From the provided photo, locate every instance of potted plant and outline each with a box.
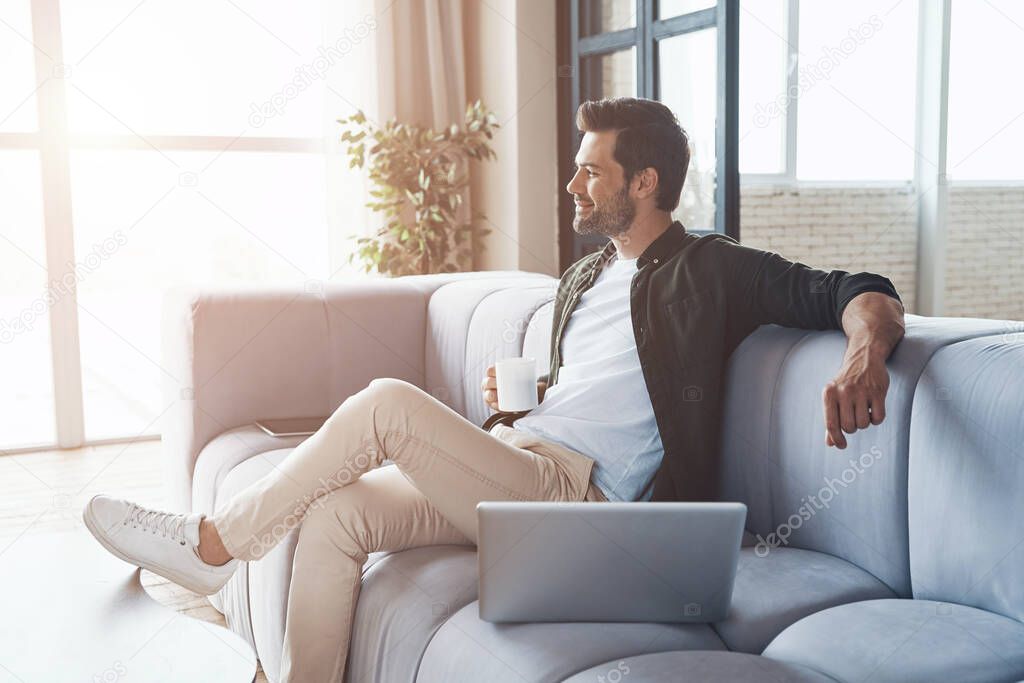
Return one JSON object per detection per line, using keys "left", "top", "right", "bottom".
{"left": 339, "top": 101, "right": 499, "bottom": 276}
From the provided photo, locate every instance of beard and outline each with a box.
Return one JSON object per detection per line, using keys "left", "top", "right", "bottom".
{"left": 573, "top": 184, "right": 636, "bottom": 237}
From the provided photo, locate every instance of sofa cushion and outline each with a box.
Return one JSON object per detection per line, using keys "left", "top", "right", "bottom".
{"left": 192, "top": 428, "right": 308, "bottom": 519}
{"left": 563, "top": 651, "right": 837, "bottom": 683}
{"left": 415, "top": 602, "right": 726, "bottom": 683}
{"left": 763, "top": 599, "right": 1024, "bottom": 683}
{"left": 908, "top": 335, "right": 1024, "bottom": 621}
{"left": 345, "top": 545, "right": 479, "bottom": 683}
{"left": 719, "top": 315, "right": 1015, "bottom": 598}
{"left": 713, "top": 547, "right": 895, "bottom": 654}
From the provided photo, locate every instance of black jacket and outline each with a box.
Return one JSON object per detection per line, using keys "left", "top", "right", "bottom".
{"left": 484, "top": 221, "right": 902, "bottom": 501}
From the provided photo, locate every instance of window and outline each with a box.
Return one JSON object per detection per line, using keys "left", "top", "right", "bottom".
{"left": 0, "top": 150, "right": 55, "bottom": 447}
{"left": 580, "top": 0, "right": 635, "bottom": 36}
{"left": 0, "top": 1, "right": 372, "bottom": 449}
{"left": 796, "top": 0, "right": 918, "bottom": 180}
{"left": 659, "top": 28, "right": 718, "bottom": 230}
{"left": 742, "top": 0, "right": 1024, "bottom": 184}
{"left": 738, "top": 0, "right": 787, "bottom": 175}
{"left": 580, "top": 47, "right": 638, "bottom": 100}
{"left": 0, "top": 2, "right": 38, "bottom": 133}
{"left": 947, "top": 0, "right": 1024, "bottom": 181}
{"left": 740, "top": 0, "right": 919, "bottom": 182}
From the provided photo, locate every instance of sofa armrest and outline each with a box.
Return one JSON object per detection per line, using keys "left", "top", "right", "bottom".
{"left": 160, "top": 278, "right": 435, "bottom": 511}
{"left": 160, "top": 270, "right": 547, "bottom": 512}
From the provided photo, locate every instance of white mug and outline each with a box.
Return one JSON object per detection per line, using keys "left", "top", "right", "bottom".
{"left": 494, "top": 357, "right": 539, "bottom": 412}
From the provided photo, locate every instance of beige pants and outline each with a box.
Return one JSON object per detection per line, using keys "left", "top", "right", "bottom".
{"left": 210, "top": 377, "right": 607, "bottom": 682}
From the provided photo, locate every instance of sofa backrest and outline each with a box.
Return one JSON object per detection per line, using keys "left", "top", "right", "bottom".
{"left": 718, "top": 315, "right": 1014, "bottom": 597}
{"left": 424, "top": 276, "right": 556, "bottom": 425}
{"left": 423, "top": 276, "right": 1021, "bottom": 603}
{"left": 163, "top": 270, "right": 550, "bottom": 511}
{"left": 907, "top": 334, "right": 1024, "bottom": 621}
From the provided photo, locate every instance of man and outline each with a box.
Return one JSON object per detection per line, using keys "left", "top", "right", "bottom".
{"left": 83, "top": 97, "right": 904, "bottom": 681}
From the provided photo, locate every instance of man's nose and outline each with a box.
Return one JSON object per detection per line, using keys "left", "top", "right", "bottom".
{"left": 566, "top": 168, "right": 584, "bottom": 195}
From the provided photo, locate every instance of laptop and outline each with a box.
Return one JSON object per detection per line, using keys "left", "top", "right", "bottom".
{"left": 476, "top": 501, "right": 747, "bottom": 623}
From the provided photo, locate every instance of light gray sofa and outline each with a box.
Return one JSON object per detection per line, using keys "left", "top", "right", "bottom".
{"left": 161, "top": 271, "right": 1024, "bottom": 683}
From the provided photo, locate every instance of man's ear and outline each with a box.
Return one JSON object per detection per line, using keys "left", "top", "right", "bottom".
{"left": 634, "top": 167, "right": 659, "bottom": 200}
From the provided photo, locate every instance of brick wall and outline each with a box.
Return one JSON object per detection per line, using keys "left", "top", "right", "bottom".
{"left": 945, "top": 186, "right": 1024, "bottom": 320}
{"left": 741, "top": 184, "right": 919, "bottom": 314}
{"left": 739, "top": 183, "right": 1024, "bottom": 321}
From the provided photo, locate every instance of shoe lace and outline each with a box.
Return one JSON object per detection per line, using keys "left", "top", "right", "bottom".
{"left": 124, "top": 503, "right": 189, "bottom": 545}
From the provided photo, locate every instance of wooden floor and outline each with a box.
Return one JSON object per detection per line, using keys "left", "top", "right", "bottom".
{"left": 0, "top": 438, "right": 269, "bottom": 683}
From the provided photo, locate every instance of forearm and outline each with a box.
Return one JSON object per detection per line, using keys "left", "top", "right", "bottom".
{"left": 840, "top": 292, "right": 905, "bottom": 362}
{"left": 821, "top": 292, "right": 904, "bottom": 448}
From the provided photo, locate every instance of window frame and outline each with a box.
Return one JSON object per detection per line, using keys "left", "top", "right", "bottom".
{"left": 741, "top": 0, "right": 943, "bottom": 187}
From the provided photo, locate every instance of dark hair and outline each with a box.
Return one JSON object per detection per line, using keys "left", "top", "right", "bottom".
{"left": 575, "top": 97, "right": 690, "bottom": 212}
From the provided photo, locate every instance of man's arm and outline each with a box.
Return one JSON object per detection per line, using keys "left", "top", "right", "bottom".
{"left": 720, "top": 237, "right": 901, "bottom": 331}
{"left": 822, "top": 292, "right": 905, "bottom": 449}
{"left": 719, "top": 237, "right": 905, "bottom": 447}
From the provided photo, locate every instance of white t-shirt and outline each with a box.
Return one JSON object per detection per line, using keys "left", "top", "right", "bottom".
{"left": 514, "top": 253, "right": 664, "bottom": 501}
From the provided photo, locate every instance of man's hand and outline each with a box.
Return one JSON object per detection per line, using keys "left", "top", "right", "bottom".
{"left": 822, "top": 347, "right": 890, "bottom": 449}
{"left": 481, "top": 365, "right": 547, "bottom": 412}
{"left": 823, "top": 291, "right": 905, "bottom": 449}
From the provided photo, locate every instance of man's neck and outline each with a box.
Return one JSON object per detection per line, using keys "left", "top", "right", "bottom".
{"left": 610, "top": 210, "right": 674, "bottom": 259}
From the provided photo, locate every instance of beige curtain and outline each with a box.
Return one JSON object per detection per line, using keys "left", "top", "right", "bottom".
{"left": 326, "top": 0, "right": 471, "bottom": 277}
{"left": 377, "top": 0, "right": 468, "bottom": 132}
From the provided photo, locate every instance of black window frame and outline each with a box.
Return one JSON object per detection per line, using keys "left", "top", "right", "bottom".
{"left": 556, "top": 0, "right": 739, "bottom": 271}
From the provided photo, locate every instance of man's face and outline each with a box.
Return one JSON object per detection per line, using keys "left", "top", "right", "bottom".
{"left": 566, "top": 130, "right": 636, "bottom": 237}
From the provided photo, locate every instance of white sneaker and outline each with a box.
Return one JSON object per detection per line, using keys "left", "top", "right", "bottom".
{"left": 83, "top": 494, "right": 239, "bottom": 596}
